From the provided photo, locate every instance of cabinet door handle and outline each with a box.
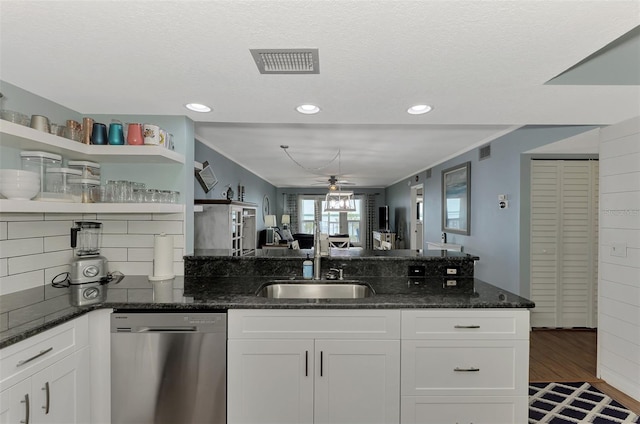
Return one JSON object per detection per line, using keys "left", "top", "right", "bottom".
{"left": 454, "top": 367, "right": 480, "bottom": 372}
{"left": 20, "top": 393, "right": 30, "bottom": 424}
{"left": 17, "top": 347, "right": 53, "bottom": 367}
{"left": 42, "top": 381, "right": 50, "bottom": 414}
{"left": 454, "top": 325, "right": 480, "bottom": 329}
{"left": 305, "top": 351, "right": 308, "bottom": 377}
{"left": 320, "top": 351, "right": 323, "bottom": 377}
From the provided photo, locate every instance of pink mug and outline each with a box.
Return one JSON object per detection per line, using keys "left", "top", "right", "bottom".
{"left": 126, "top": 123, "right": 144, "bottom": 145}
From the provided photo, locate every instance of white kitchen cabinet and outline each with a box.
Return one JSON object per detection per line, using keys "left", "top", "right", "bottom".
{"left": 0, "top": 315, "right": 90, "bottom": 424}
{"left": 0, "top": 119, "right": 184, "bottom": 214}
{"left": 314, "top": 339, "right": 400, "bottom": 424}
{"left": 194, "top": 201, "right": 257, "bottom": 256}
{"left": 400, "top": 395, "right": 528, "bottom": 424}
{"left": 0, "top": 379, "right": 31, "bottom": 423}
{"left": 227, "top": 309, "right": 401, "bottom": 424}
{"left": 400, "top": 309, "right": 530, "bottom": 424}
{"left": 227, "top": 339, "right": 314, "bottom": 424}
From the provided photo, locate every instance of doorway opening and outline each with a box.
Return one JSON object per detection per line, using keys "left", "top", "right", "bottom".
{"left": 410, "top": 184, "right": 423, "bottom": 250}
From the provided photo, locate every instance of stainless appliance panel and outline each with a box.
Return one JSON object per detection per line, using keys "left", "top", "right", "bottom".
{"left": 111, "top": 312, "right": 226, "bottom": 424}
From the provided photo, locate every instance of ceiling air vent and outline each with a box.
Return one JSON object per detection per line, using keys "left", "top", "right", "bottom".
{"left": 426, "top": 169, "right": 432, "bottom": 179}
{"left": 250, "top": 49, "right": 319, "bottom": 74}
{"left": 479, "top": 144, "right": 491, "bottom": 161}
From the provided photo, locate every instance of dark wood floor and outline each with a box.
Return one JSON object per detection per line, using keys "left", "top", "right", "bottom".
{"left": 530, "top": 328, "right": 640, "bottom": 414}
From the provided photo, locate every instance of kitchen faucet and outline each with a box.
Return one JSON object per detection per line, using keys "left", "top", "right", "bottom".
{"left": 313, "top": 219, "right": 322, "bottom": 280}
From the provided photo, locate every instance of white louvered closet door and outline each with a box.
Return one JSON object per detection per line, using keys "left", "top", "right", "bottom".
{"left": 530, "top": 160, "right": 599, "bottom": 328}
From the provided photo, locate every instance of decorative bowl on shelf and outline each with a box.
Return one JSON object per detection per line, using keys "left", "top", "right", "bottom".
{"left": 0, "top": 169, "right": 40, "bottom": 200}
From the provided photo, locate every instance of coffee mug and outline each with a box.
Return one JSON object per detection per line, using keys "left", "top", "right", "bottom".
{"left": 108, "top": 122, "right": 125, "bottom": 145}
{"left": 126, "top": 123, "right": 144, "bottom": 145}
{"left": 30, "top": 115, "right": 50, "bottom": 133}
{"left": 143, "top": 124, "right": 160, "bottom": 145}
{"left": 82, "top": 117, "right": 94, "bottom": 144}
{"left": 91, "top": 123, "right": 108, "bottom": 145}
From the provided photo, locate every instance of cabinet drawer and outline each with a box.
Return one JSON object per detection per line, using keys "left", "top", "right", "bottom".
{"left": 1, "top": 315, "right": 89, "bottom": 390}
{"left": 401, "top": 395, "right": 528, "bottom": 424}
{"left": 228, "top": 309, "right": 401, "bottom": 339}
{"left": 402, "top": 309, "right": 529, "bottom": 340}
{"left": 401, "top": 340, "right": 528, "bottom": 396}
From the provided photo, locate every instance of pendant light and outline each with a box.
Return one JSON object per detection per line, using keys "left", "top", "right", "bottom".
{"left": 324, "top": 150, "right": 355, "bottom": 212}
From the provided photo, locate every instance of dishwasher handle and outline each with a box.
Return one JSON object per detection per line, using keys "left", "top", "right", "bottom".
{"left": 116, "top": 326, "right": 199, "bottom": 333}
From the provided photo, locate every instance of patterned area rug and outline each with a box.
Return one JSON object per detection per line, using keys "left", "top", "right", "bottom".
{"left": 529, "top": 382, "right": 640, "bottom": 423}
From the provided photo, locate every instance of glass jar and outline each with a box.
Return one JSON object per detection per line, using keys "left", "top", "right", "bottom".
{"left": 43, "top": 167, "right": 82, "bottom": 201}
{"left": 68, "top": 178, "right": 100, "bottom": 203}
{"left": 20, "top": 151, "right": 62, "bottom": 199}
{"left": 67, "top": 160, "right": 101, "bottom": 180}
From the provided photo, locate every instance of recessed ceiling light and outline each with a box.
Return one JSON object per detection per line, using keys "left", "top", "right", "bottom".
{"left": 296, "top": 104, "right": 321, "bottom": 115}
{"left": 407, "top": 104, "right": 432, "bottom": 115}
{"left": 185, "top": 103, "right": 212, "bottom": 113}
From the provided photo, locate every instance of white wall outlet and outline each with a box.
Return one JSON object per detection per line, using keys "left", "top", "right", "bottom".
{"left": 446, "top": 280, "right": 457, "bottom": 287}
{"left": 446, "top": 268, "right": 458, "bottom": 275}
{"left": 499, "top": 200, "right": 509, "bottom": 209}
{"left": 611, "top": 242, "right": 627, "bottom": 258}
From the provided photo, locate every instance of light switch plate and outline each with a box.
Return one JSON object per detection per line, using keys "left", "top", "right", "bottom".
{"left": 611, "top": 242, "right": 627, "bottom": 258}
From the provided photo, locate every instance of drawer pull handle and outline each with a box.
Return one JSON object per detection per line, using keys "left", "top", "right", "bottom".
{"left": 42, "top": 381, "right": 50, "bottom": 414}
{"left": 17, "top": 347, "right": 53, "bottom": 367}
{"left": 454, "top": 325, "right": 480, "bottom": 329}
{"left": 320, "top": 351, "right": 323, "bottom": 377}
{"left": 20, "top": 394, "right": 30, "bottom": 424}
{"left": 454, "top": 367, "right": 480, "bottom": 372}
{"left": 305, "top": 351, "right": 308, "bottom": 377}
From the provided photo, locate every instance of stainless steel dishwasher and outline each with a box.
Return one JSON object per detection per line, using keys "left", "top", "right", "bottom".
{"left": 111, "top": 311, "right": 227, "bottom": 424}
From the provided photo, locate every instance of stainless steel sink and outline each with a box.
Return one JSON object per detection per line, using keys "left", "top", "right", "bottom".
{"left": 257, "top": 280, "right": 374, "bottom": 299}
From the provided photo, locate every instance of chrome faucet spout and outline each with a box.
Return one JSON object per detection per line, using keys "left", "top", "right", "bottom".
{"left": 328, "top": 268, "right": 344, "bottom": 280}
{"left": 313, "top": 222, "right": 322, "bottom": 280}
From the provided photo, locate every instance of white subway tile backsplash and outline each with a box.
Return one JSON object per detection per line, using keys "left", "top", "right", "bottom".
{"left": 9, "top": 220, "right": 72, "bottom": 239}
{"left": 0, "top": 213, "right": 44, "bottom": 222}
{"left": 127, "top": 248, "right": 154, "bottom": 262}
{"left": 102, "top": 234, "right": 154, "bottom": 248}
{"left": 101, "top": 247, "right": 128, "bottom": 262}
{"left": 0, "top": 258, "right": 7, "bottom": 277}
{"left": 128, "top": 220, "right": 183, "bottom": 235}
{"left": 0, "top": 238, "right": 43, "bottom": 258}
{"left": 129, "top": 248, "right": 184, "bottom": 263}
{"left": 44, "top": 213, "right": 84, "bottom": 221}
{"left": 152, "top": 212, "right": 184, "bottom": 221}
{"left": 101, "top": 220, "right": 128, "bottom": 234}
{"left": 8, "top": 250, "right": 73, "bottom": 275}
{"left": 110, "top": 261, "right": 153, "bottom": 276}
{"left": 0, "top": 211, "right": 187, "bottom": 296}
{"left": 44, "top": 236, "right": 70, "bottom": 252}
{"left": 172, "top": 234, "right": 185, "bottom": 248}
{"left": 45, "top": 265, "right": 71, "bottom": 287}
{"left": 0, "top": 270, "right": 44, "bottom": 296}
{"left": 96, "top": 213, "right": 152, "bottom": 221}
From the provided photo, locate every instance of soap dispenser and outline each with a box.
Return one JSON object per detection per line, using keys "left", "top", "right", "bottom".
{"left": 302, "top": 254, "right": 313, "bottom": 279}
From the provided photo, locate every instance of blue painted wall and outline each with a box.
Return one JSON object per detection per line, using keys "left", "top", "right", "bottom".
{"left": 386, "top": 125, "right": 597, "bottom": 295}
{"left": 195, "top": 140, "right": 277, "bottom": 229}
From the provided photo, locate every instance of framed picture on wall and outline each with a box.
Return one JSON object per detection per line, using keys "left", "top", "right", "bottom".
{"left": 195, "top": 161, "right": 218, "bottom": 193}
{"left": 442, "top": 161, "right": 471, "bottom": 235}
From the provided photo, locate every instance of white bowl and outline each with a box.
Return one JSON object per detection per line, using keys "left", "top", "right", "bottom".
{"left": 0, "top": 169, "right": 40, "bottom": 183}
{"left": 0, "top": 184, "right": 40, "bottom": 200}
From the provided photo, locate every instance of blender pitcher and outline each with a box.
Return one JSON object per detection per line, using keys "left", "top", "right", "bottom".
{"left": 71, "top": 221, "right": 103, "bottom": 256}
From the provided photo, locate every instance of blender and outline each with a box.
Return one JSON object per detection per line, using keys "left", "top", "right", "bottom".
{"left": 67, "top": 221, "right": 123, "bottom": 306}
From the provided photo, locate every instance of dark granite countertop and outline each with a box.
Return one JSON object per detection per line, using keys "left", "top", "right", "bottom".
{"left": 1, "top": 273, "right": 534, "bottom": 349}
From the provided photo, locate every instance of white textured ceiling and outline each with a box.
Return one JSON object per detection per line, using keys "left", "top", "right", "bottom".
{"left": 1, "top": 1, "right": 639, "bottom": 187}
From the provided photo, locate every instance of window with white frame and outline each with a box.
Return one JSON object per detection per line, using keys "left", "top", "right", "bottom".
{"left": 299, "top": 196, "right": 363, "bottom": 245}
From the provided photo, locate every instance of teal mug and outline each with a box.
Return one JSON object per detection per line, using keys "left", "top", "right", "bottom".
{"left": 108, "top": 122, "right": 125, "bottom": 145}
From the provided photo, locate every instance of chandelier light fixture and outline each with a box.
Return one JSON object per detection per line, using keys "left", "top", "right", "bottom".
{"left": 324, "top": 190, "right": 356, "bottom": 212}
